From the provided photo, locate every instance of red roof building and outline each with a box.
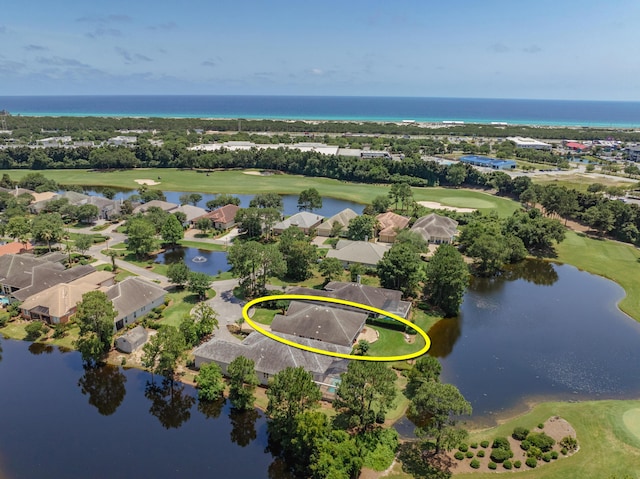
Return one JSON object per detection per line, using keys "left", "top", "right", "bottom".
{"left": 565, "top": 141, "right": 589, "bottom": 151}
{"left": 0, "top": 242, "right": 33, "bottom": 256}
{"left": 193, "top": 204, "right": 240, "bottom": 230}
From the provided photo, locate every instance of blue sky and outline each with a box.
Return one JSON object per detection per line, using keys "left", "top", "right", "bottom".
{"left": 1, "top": 0, "right": 639, "bottom": 100}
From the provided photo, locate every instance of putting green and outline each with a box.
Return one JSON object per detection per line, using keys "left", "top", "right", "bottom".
{"left": 438, "top": 196, "right": 496, "bottom": 209}
{"left": 622, "top": 408, "right": 640, "bottom": 442}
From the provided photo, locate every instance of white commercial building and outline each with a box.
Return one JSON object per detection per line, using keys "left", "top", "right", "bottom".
{"left": 507, "top": 137, "right": 552, "bottom": 150}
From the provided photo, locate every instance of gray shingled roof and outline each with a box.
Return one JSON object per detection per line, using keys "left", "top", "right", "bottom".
{"left": 410, "top": 213, "right": 458, "bottom": 241}
{"left": 316, "top": 208, "right": 358, "bottom": 235}
{"left": 326, "top": 239, "right": 390, "bottom": 266}
{"left": 271, "top": 300, "right": 367, "bottom": 347}
{"left": 106, "top": 277, "right": 166, "bottom": 321}
{"left": 194, "top": 331, "right": 350, "bottom": 378}
{"left": 0, "top": 254, "right": 56, "bottom": 289}
{"left": 274, "top": 212, "right": 324, "bottom": 231}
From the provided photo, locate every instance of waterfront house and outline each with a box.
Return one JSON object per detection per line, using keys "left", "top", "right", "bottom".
{"left": 106, "top": 277, "right": 166, "bottom": 331}
{"left": 272, "top": 212, "right": 324, "bottom": 235}
{"left": 193, "top": 204, "right": 240, "bottom": 230}
{"left": 316, "top": 208, "right": 358, "bottom": 237}
{"left": 115, "top": 326, "right": 149, "bottom": 353}
{"left": 132, "top": 200, "right": 179, "bottom": 214}
{"left": 325, "top": 239, "right": 390, "bottom": 268}
{"left": 410, "top": 213, "right": 458, "bottom": 244}
{"left": 375, "top": 211, "right": 410, "bottom": 243}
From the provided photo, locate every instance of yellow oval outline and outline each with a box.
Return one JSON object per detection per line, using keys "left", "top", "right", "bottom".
{"left": 242, "top": 294, "right": 431, "bottom": 362}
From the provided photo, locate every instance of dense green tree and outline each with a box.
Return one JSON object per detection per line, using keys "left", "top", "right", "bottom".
{"left": 346, "top": 214, "right": 376, "bottom": 241}
{"left": 235, "top": 207, "right": 264, "bottom": 239}
{"left": 74, "top": 291, "right": 117, "bottom": 366}
{"left": 297, "top": 188, "right": 323, "bottom": 211}
{"left": 333, "top": 361, "right": 397, "bottom": 432}
{"left": 279, "top": 226, "right": 316, "bottom": 280}
{"left": 371, "top": 195, "right": 392, "bottom": 213}
{"left": 318, "top": 257, "right": 344, "bottom": 283}
{"left": 406, "top": 356, "right": 442, "bottom": 398}
{"left": 32, "top": 212, "right": 64, "bottom": 251}
{"left": 195, "top": 217, "right": 212, "bottom": 235}
{"left": 310, "top": 429, "right": 363, "bottom": 479}
{"left": 187, "top": 271, "right": 211, "bottom": 300}
{"left": 195, "top": 362, "right": 225, "bottom": 401}
{"left": 249, "top": 192, "right": 283, "bottom": 211}
{"left": 377, "top": 243, "right": 424, "bottom": 297}
{"left": 179, "top": 193, "right": 203, "bottom": 206}
{"left": 467, "top": 232, "right": 510, "bottom": 275}
{"left": 17, "top": 172, "right": 58, "bottom": 191}
{"left": 141, "top": 325, "right": 186, "bottom": 380}
{"left": 206, "top": 194, "right": 240, "bottom": 211}
{"left": 25, "top": 320, "right": 45, "bottom": 340}
{"left": 583, "top": 204, "right": 615, "bottom": 236}
{"left": 144, "top": 206, "right": 170, "bottom": 233}
{"left": 395, "top": 229, "right": 428, "bottom": 253}
{"left": 161, "top": 213, "right": 184, "bottom": 248}
{"left": 349, "top": 262, "right": 366, "bottom": 282}
{"left": 228, "top": 241, "right": 285, "bottom": 297}
{"left": 330, "top": 220, "right": 344, "bottom": 238}
{"left": 126, "top": 217, "right": 157, "bottom": 258}
{"left": 6, "top": 216, "right": 31, "bottom": 245}
{"left": 180, "top": 301, "right": 218, "bottom": 347}
{"left": 409, "top": 382, "right": 471, "bottom": 453}
{"left": 74, "top": 234, "right": 93, "bottom": 256}
{"left": 388, "top": 182, "right": 413, "bottom": 211}
{"left": 77, "top": 204, "right": 100, "bottom": 224}
{"left": 446, "top": 163, "right": 467, "bottom": 186}
{"left": 167, "top": 261, "right": 190, "bottom": 288}
{"left": 227, "top": 356, "right": 258, "bottom": 411}
{"left": 503, "top": 208, "right": 566, "bottom": 251}
{"left": 424, "top": 244, "right": 469, "bottom": 317}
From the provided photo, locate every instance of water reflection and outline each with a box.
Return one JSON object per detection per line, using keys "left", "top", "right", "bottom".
{"left": 78, "top": 365, "right": 127, "bottom": 416}
{"left": 28, "top": 343, "right": 54, "bottom": 355}
{"left": 502, "top": 259, "right": 559, "bottom": 285}
{"left": 145, "top": 379, "right": 196, "bottom": 429}
{"left": 230, "top": 408, "right": 260, "bottom": 447}
{"left": 427, "top": 316, "right": 461, "bottom": 358}
{"left": 198, "top": 397, "right": 225, "bottom": 420}
{"left": 155, "top": 247, "right": 230, "bottom": 275}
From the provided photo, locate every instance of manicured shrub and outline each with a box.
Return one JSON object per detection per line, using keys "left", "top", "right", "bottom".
{"left": 514, "top": 460, "right": 522, "bottom": 469}
{"left": 490, "top": 448, "right": 512, "bottom": 463}
{"left": 102, "top": 264, "right": 113, "bottom": 272}
{"left": 470, "top": 459, "right": 480, "bottom": 469}
{"left": 465, "top": 451, "right": 474, "bottom": 459}
{"left": 454, "top": 452, "right": 464, "bottom": 461}
{"left": 52, "top": 323, "right": 67, "bottom": 339}
{"left": 551, "top": 451, "right": 559, "bottom": 460}
{"left": 0, "top": 313, "right": 9, "bottom": 327}
{"left": 512, "top": 426, "right": 530, "bottom": 441}
{"left": 560, "top": 436, "right": 578, "bottom": 452}
{"left": 458, "top": 443, "right": 468, "bottom": 452}
{"left": 527, "top": 446, "right": 542, "bottom": 459}
{"left": 527, "top": 432, "right": 555, "bottom": 452}
{"left": 561, "top": 447, "right": 568, "bottom": 455}
{"left": 537, "top": 423, "right": 544, "bottom": 429}
{"left": 542, "top": 453, "right": 552, "bottom": 462}
{"left": 470, "top": 442, "right": 478, "bottom": 449}
{"left": 477, "top": 450, "right": 485, "bottom": 458}
{"left": 520, "top": 440, "right": 531, "bottom": 451}
{"left": 503, "top": 460, "right": 512, "bottom": 470}
{"left": 480, "top": 440, "right": 490, "bottom": 448}
{"left": 492, "top": 437, "right": 510, "bottom": 449}
{"left": 526, "top": 457, "right": 537, "bottom": 468}
{"left": 25, "top": 321, "right": 44, "bottom": 340}
{"left": 488, "top": 462, "right": 497, "bottom": 470}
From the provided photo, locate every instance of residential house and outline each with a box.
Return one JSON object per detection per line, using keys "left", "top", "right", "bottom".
{"left": 115, "top": 326, "right": 149, "bottom": 353}
{"left": 316, "top": 208, "right": 358, "bottom": 237}
{"left": 410, "top": 213, "right": 458, "bottom": 244}
{"left": 0, "top": 254, "right": 65, "bottom": 298}
{"left": 193, "top": 332, "right": 350, "bottom": 386}
{"left": 193, "top": 204, "right": 240, "bottom": 230}
{"left": 271, "top": 300, "right": 368, "bottom": 348}
{"left": 11, "top": 264, "right": 96, "bottom": 302}
{"left": 20, "top": 282, "right": 97, "bottom": 324}
{"left": 272, "top": 212, "right": 324, "bottom": 235}
{"left": 106, "top": 277, "right": 167, "bottom": 331}
{"left": 289, "top": 281, "right": 412, "bottom": 319}
{"left": 132, "top": 200, "right": 179, "bottom": 215}
{"left": 325, "top": 239, "right": 390, "bottom": 268}
{"left": 57, "top": 191, "right": 121, "bottom": 220}
{"left": 174, "top": 204, "right": 207, "bottom": 226}
{"left": 376, "top": 212, "right": 410, "bottom": 243}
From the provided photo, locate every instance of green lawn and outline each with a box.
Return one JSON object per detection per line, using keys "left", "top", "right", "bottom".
{"left": 367, "top": 325, "right": 425, "bottom": 358}
{"left": 555, "top": 231, "right": 640, "bottom": 322}
{"left": 178, "top": 239, "right": 226, "bottom": 251}
{"left": 387, "top": 400, "right": 640, "bottom": 479}
{"left": 250, "top": 307, "right": 278, "bottom": 325}
{"left": 1, "top": 320, "right": 80, "bottom": 350}
{"left": 159, "top": 289, "right": 200, "bottom": 328}
{"left": 5, "top": 169, "right": 519, "bottom": 216}
{"left": 531, "top": 174, "right": 635, "bottom": 193}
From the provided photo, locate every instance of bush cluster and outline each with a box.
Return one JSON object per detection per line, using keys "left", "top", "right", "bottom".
{"left": 542, "top": 453, "right": 552, "bottom": 462}
{"left": 477, "top": 450, "right": 485, "bottom": 458}
{"left": 458, "top": 443, "right": 468, "bottom": 452}
{"left": 560, "top": 436, "right": 578, "bottom": 452}
{"left": 526, "top": 432, "right": 555, "bottom": 452}
{"left": 514, "top": 460, "right": 522, "bottom": 469}
{"left": 480, "top": 440, "right": 490, "bottom": 448}
{"left": 470, "top": 459, "right": 480, "bottom": 469}
{"left": 551, "top": 451, "right": 559, "bottom": 460}
{"left": 488, "top": 462, "right": 497, "bottom": 470}
{"left": 470, "top": 442, "right": 478, "bottom": 449}
{"left": 526, "top": 457, "right": 537, "bottom": 468}
{"left": 492, "top": 437, "right": 510, "bottom": 449}
{"left": 454, "top": 452, "right": 464, "bottom": 461}
{"left": 465, "top": 451, "right": 474, "bottom": 459}
{"left": 490, "top": 448, "right": 513, "bottom": 463}
{"left": 512, "top": 426, "right": 530, "bottom": 441}
{"left": 503, "top": 460, "right": 512, "bottom": 470}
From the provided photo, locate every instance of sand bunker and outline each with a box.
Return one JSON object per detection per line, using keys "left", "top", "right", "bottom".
{"left": 134, "top": 179, "right": 161, "bottom": 186}
{"left": 417, "top": 201, "right": 476, "bottom": 213}
{"left": 243, "top": 170, "right": 273, "bottom": 176}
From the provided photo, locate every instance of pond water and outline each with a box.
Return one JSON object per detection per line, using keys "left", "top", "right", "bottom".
{"left": 82, "top": 188, "right": 366, "bottom": 217}
{"left": 428, "top": 259, "right": 640, "bottom": 426}
{"left": 0, "top": 339, "right": 284, "bottom": 479}
{"left": 154, "top": 247, "right": 231, "bottom": 275}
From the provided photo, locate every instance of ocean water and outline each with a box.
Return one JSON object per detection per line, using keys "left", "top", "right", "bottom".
{"left": 1, "top": 95, "right": 639, "bottom": 127}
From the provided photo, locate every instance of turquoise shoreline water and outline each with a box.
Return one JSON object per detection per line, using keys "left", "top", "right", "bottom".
{"left": 3, "top": 95, "right": 640, "bottom": 128}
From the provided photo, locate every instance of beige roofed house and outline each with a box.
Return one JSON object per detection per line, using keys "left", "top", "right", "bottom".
{"left": 410, "top": 213, "right": 458, "bottom": 244}
{"left": 316, "top": 208, "right": 358, "bottom": 237}
{"left": 132, "top": 200, "right": 179, "bottom": 214}
{"left": 106, "top": 277, "right": 167, "bottom": 331}
{"left": 376, "top": 212, "right": 410, "bottom": 243}
{"left": 193, "top": 204, "right": 240, "bottom": 230}
{"left": 326, "top": 239, "right": 391, "bottom": 268}
{"left": 20, "top": 282, "right": 97, "bottom": 324}
{"left": 272, "top": 212, "right": 324, "bottom": 235}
